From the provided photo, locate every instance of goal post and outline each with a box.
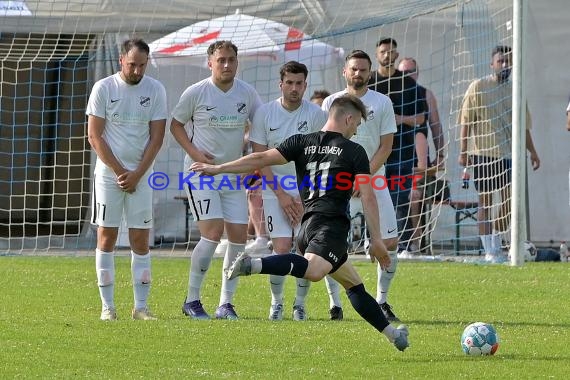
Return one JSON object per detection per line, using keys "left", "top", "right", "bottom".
{"left": 1, "top": 0, "right": 525, "bottom": 257}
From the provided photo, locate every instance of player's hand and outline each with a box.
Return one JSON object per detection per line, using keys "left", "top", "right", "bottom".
{"left": 458, "top": 152, "right": 470, "bottom": 167}
{"left": 277, "top": 192, "right": 303, "bottom": 227}
{"left": 192, "top": 150, "right": 215, "bottom": 165}
{"left": 367, "top": 238, "right": 391, "bottom": 269}
{"left": 117, "top": 170, "right": 141, "bottom": 193}
{"left": 529, "top": 152, "right": 540, "bottom": 171}
{"left": 189, "top": 162, "right": 220, "bottom": 176}
{"left": 352, "top": 189, "right": 361, "bottom": 198}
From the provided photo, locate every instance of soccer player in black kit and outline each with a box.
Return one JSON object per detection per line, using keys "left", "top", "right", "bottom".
{"left": 191, "top": 94, "right": 409, "bottom": 351}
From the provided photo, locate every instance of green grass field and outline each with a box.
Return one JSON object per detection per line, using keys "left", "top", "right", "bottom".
{"left": 1, "top": 255, "right": 569, "bottom": 379}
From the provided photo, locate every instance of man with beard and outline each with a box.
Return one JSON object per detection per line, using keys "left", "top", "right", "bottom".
{"left": 249, "top": 61, "right": 328, "bottom": 321}
{"left": 368, "top": 37, "right": 428, "bottom": 269}
{"left": 87, "top": 38, "right": 167, "bottom": 321}
{"left": 458, "top": 45, "right": 540, "bottom": 262}
{"left": 321, "top": 50, "right": 400, "bottom": 322}
{"left": 170, "top": 40, "right": 262, "bottom": 320}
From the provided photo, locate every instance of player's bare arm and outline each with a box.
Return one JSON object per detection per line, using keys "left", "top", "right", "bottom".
{"left": 357, "top": 175, "right": 390, "bottom": 269}
{"left": 252, "top": 142, "right": 302, "bottom": 226}
{"left": 169, "top": 117, "right": 215, "bottom": 165}
{"left": 525, "top": 130, "right": 540, "bottom": 171}
{"left": 395, "top": 113, "right": 425, "bottom": 127}
{"left": 458, "top": 123, "right": 470, "bottom": 167}
{"left": 567, "top": 110, "right": 570, "bottom": 131}
{"left": 191, "top": 149, "right": 288, "bottom": 176}
{"left": 117, "top": 118, "right": 166, "bottom": 193}
{"left": 87, "top": 114, "right": 127, "bottom": 177}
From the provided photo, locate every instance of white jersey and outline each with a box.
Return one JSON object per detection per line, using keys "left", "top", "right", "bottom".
{"left": 321, "top": 89, "right": 396, "bottom": 175}
{"left": 171, "top": 77, "right": 262, "bottom": 172}
{"left": 86, "top": 73, "right": 168, "bottom": 176}
{"left": 250, "top": 98, "right": 327, "bottom": 198}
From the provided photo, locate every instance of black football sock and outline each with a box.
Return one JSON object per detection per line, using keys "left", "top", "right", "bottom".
{"left": 347, "top": 283, "right": 390, "bottom": 332}
{"left": 260, "top": 254, "right": 308, "bottom": 278}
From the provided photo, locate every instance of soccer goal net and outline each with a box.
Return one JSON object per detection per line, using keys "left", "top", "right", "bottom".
{"left": 0, "top": 0, "right": 517, "bottom": 255}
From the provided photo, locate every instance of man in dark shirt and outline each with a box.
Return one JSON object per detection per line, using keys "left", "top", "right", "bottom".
{"left": 191, "top": 94, "right": 409, "bottom": 351}
{"left": 368, "top": 37, "right": 428, "bottom": 252}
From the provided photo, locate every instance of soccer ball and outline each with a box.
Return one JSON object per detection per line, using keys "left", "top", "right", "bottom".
{"left": 461, "top": 322, "right": 499, "bottom": 356}
{"left": 523, "top": 241, "right": 537, "bottom": 262}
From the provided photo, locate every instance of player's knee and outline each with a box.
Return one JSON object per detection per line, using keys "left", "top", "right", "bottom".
{"left": 97, "top": 269, "right": 114, "bottom": 287}
{"left": 303, "top": 267, "right": 327, "bottom": 282}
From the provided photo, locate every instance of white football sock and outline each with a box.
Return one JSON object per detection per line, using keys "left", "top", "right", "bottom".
{"left": 325, "top": 275, "right": 342, "bottom": 308}
{"left": 294, "top": 277, "right": 311, "bottom": 307}
{"left": 96, "top": 249, "right": 115, "bottom": 311}
{"left": 186, "top": 237, "right": 217, "bottom": 303}
{"left": 131, "top": 251, "right": 151, "bottom": 310}
{"left": 219, "top": 242, "right": 245, "bottom": 306}
{"left": 382, "top": 324, "right": 398, "bottom": 342}
{"left": 377, "top": 249, "right": 398, "bottom": 304}
{"left": 269, "top": 252, "right": 285, "bottom": 305}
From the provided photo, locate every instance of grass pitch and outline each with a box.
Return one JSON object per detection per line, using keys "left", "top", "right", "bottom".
{"left": 1, "top": 255, "right": 569, "bottom": 379}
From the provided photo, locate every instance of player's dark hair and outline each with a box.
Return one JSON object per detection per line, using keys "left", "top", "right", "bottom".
{"left": 376, "top": 37, "right": 398, "bottom": 48}
{"left": 492, "top": 45, "right": 512, "bottom": 57}
{"left": 207, "top": 40, "right": 238, "bottom": 56}
{"left": 280, "top": 61, "right": 308, "bottom": 80}
{"left": 330, "top": 94, "right": 367, "bottom": 120}
{"left": 310, "top": 89, "right": 331, "bottom": 101}
{"left": 121, "top": 38, "right": 150, "bottom": 56}
{"left": 345, "top": 49, "right": 372, "bottom": 70}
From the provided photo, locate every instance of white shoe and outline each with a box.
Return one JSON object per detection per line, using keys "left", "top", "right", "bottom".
{"left": 268, "top": 304, "right": 284, "bottom": 321}
{"left": 245, "top": 238, "right": 271, "bottom": 254}
{"left": 132, "top": 307, "right": 157, "bottom": 320}
{"left": 292, "top": 305, "right": 307, "bottom": 321}
{"left": 215, "top": 239, "right": 229, "bottom": 255}
{"left": 100, "top": 307, "right": 117, "bottom": 321}
{"left": 484, "top": 253, "right": 507, "bottom": 264}
{"left": 397, "top": 250, "right": 414, "bottom": 259}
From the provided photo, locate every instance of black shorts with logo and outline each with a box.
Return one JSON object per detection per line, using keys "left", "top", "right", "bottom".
{"left": 296, "top": 213, "right": 349, "bottom": 273}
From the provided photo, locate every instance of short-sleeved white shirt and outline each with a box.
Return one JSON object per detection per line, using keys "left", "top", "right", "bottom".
{"left": 86, "top": 73, "right": 167, "bottom": 177}
{"left": 321, "top": 89, "right": 396, "bottom": 175}
{"left": 171, "top": 77, "right": 262, "bottom": 173}
{"left": 250, "top": 98, "right": 327, "bottom": 198}
{"left": 566, "top": 100, "right": 570, "bottom": 113}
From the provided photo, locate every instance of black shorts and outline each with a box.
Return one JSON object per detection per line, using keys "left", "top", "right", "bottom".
{"left": 472, "top": 155, "right": 512, "bottom": 193}
{"left": 296, "top": 214, "right": 349, "bottom": 273}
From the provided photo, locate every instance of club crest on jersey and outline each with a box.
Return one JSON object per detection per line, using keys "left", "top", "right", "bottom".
{"left": 236, "top": 103, "right": 247, "bottom": 114}
{"left": 367, "top": 109, "right": 375, "bottom": 120}
{"left": 140, "top": 96, "right": 151, "bottom": 107}
{"left": 297, "top": 121, "right": 308, "bottom": 133}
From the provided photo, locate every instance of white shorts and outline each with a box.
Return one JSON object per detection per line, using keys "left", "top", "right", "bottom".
{"left": 184, "top": 176, "right": 248, "bottom": 224}
{"left": 91, "top": 173, "right": 153, "bottom": 229}
{"left": 350, "top": 186, "right": 398, "bottom": 239}
{"left": 262, "top": 197, "right": 301, "bottom": 239}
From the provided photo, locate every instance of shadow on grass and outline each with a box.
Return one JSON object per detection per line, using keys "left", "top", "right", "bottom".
{"left": 406, "top": 319, "right": 570, "bottom": 329}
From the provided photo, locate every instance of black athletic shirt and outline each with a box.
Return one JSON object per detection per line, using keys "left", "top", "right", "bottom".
{"left": 276, "top": 131, "right": 370, "bottom": 222}
{"left": 369, "top": 70, "right": 428, "bottom": 164}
